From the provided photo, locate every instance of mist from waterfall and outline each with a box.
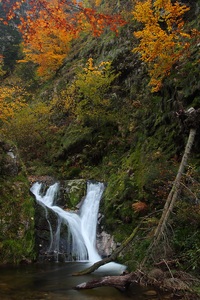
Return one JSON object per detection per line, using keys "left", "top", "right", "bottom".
{"left": 30, "top": 181, "right": 104, "bottom": 262}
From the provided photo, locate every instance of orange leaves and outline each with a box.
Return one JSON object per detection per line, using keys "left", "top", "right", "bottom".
{"left": 79, "top": 7, "right": 126, "bottom": 36}
{"left": 1, "top": 0, "right": 126, "bottom": 79}
{"left": 14, "top": 1, "right": 76, "bottom": 79}
{"left": 20, "top": 16, "right": 73, "bottom": 79}
{"left": 132, "top": 0, "right": 192, "bottom": 92}
{"left": 1, "top": 0, "right": 23, "bottom": 24}
{"left": 1, "top": 0, "right": 126, "bottom": 38}
{"left": 132, "top": 201, "right": 148, "bottom": 212}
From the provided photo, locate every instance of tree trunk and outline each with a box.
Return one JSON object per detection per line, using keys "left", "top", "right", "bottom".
{"left": 154, "top": 128, "right": 196, "bottom": 244}
{"left": 142, "top": 128, "right": 196, "bottom": 265}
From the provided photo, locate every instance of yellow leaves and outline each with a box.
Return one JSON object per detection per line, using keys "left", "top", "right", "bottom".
{"left": 75, "top": 58, "right": 116, "bottom": 102}
{"left": 95, "top": 0, "right": 102, "bottom": 6}
{"left": 55, "top": 84, "right": 76, "bottom": 115}
{"left": 0, "top": 85, "right": 27, "bottom": 124}
{"left": 83, "top": 58, "right": 111, "bottom": 77}
{"left": 2, "top": 101, "right": 53, "bottom": 160}
{"left": 132, "top": 0, "right": 191, "bottom": 92}
{"left": 67, "top": 57, "right": 119, "bottom": 124}
{"left": 133, "top": 0, "right": 156, "bottom": 24}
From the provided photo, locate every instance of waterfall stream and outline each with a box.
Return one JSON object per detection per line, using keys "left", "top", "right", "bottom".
{"left": 31, "top": 181, "right": 104, "bottom": 262}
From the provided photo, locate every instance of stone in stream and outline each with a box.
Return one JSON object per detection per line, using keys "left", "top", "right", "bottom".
{"left": 143, "top": 289, "right": 158, "bottom": 297}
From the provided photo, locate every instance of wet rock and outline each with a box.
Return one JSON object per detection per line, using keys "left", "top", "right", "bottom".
{"left": 96, "top": 230, "right": 117, "bottom": 257}
{"left": 58, "top": 179, "right": 86, "bottom": 208}
{"left": 28, "top": 175, "right": 56, "bottom": 186}
{"left": 143, "top": 289, "right": 158, "bottom": 298}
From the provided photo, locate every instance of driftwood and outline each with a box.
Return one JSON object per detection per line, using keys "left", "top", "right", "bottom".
{"left": 75, "top": 272, "right": 138, "bottom": 291}
{"left": 74, "top": 268, "right": 199, "bottom": 298}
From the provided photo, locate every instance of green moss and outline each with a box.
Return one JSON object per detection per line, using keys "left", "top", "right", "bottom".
{"left": 0, "top": 176, "right": 35, "bottom": 265}
{"left": 172, "top": 201, "right": 200, "bottom": 273}
{"left": 64, "top": 179, "right": 86, "bottom": 208}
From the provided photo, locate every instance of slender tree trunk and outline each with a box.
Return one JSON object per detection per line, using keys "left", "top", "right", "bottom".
{"left": 153, "top": 128, "right": 196, "bottom": 245}
{"left": 142, "top": 128, "right": 196, "bottom": 266}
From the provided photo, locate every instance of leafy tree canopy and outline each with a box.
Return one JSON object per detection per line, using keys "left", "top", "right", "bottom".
{"left": 132, "top": 0, "right": 200, "bottom": 92}
{"left": 1, "top": 0, "right": 126, "bottom": 78}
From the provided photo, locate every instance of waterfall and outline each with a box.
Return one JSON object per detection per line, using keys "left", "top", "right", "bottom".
{"left": 30, "top": 181, "right": 104, "bottom": 262}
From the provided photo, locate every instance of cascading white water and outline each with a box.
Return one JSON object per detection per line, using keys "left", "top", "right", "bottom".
{"left": 30, "top": 181, "right": 104, "bottom": 262}
{"left": 79, "top": 182, "right": 104, "bottom": 262}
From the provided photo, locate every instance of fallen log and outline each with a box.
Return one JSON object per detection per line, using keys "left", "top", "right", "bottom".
{"left": 75, "top": 272, "right": 138, "bottom": 291}
{"left": 74, "top": 269, "right": 200, "bottom": 299}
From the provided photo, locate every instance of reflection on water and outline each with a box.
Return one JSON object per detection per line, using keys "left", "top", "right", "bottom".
{"left": 0, "top": 262, "right": 155, "bottom": 300}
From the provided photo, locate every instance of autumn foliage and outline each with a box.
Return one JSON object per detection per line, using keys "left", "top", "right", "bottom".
{"left": 18, "top": 17, "right": 73, "bottom": 79}
{"left": 0, "top": 85, "right": 27, "bottom": 124}
{"left": 132, "top": 0, "right": 198, "bottom": 92}
{"left": 1, "top": 0, "right": 199, "bottom": 90}
{"left": 132, "top": 201, "right": 148, "bottom": 212}
{"left": 74, "top": 58, "right": 118, "bottom": 123}
{"left": 1, "top": 0, "right": 126, "bottom": 78}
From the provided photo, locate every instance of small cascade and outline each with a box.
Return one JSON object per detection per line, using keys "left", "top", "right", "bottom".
{"left": 31, "top": 181, "right": 104, "bottom": 262}
{"left": 80, "top": 183, "right": 103, "bottom": 262}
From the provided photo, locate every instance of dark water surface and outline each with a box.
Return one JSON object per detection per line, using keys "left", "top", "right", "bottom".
{"left": 0, "top": 262, "right": 152, "bottom": 300}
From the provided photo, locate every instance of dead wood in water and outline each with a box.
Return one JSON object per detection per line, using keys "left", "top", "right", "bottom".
{"left": 74, "top": 268, "right": 200, "bottom": 299}
{"left": 75, "top": 272, "right": 138, "bottom": 291}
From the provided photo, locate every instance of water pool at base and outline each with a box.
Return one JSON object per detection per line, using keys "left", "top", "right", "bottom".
{"left": 0, "top": 262, "right": 153, "bottom": 300}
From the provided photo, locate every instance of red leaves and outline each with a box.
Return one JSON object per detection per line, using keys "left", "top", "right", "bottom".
{"left": 1, "top": 0, "right": 126, "bottom": 39}
{"left": 81, "top": 7, "right": 126, "bottom": 36}
{"left": 1, "top": 0, "right": 126, "bottom": 79}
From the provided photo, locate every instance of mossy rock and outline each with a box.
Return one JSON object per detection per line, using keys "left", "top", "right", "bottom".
{"left": 0, "top": 177, "right": 35, "bottom": 264}
{"left": 60, "top": 179, "right": 87, "bottom": 209}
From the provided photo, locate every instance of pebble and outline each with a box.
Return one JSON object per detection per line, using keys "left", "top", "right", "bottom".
{"left": 143, "top": 289, "right": 157, "bottom": 297}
